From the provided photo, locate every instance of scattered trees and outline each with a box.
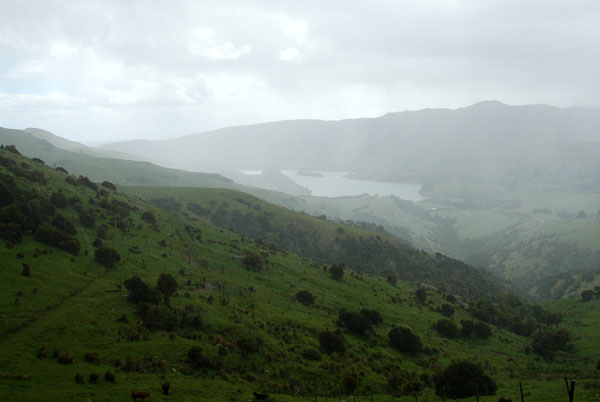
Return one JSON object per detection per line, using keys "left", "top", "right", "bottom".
{"left": 531, "top": 328, "right": 572, "bottom": 360}
{"left": 124, "top": 276, "right": 160, "bottom": 305}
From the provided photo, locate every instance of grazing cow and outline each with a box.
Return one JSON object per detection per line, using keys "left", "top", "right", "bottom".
{"left": 131, "top": 390, "right": 150, "bottom": 401}
{"left": 161, "top": 382, "right": 170, "bottom": 395}
{"left": 253, "top": 391, "right": 269, "bottom": 400}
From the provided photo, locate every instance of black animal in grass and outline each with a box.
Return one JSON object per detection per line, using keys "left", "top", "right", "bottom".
{"left": 162, "top": 382, "right": 170, "bottom": 395}
{"left": 253, "top": 391, "right": 269, "bottom": 400}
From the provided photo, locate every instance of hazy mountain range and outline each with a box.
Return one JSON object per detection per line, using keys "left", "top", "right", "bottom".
{"left": 100, "top": 101, "right": 600, "bottom": 197}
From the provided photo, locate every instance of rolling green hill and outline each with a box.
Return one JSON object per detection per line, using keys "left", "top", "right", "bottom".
{"left": 123, "top": 186, "right": 503, "bottom": 299}
{"left": 1, "top": 146, "right": 599, "bottom": 401}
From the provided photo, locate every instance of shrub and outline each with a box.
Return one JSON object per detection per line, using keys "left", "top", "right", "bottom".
{"left": 329, "top": 262, "right": 345, "bottom": 281}
{"left": 301, "top": 348, "right": 322, "bottom": 361}
{"left": 141, "top": 211, "right": 157, "bottom": 224}
{"left": 460, "top": 320, "right": 474, "bottom": 337}
{"left": 531, "top": 328, "right": 571, "bottom": 360}
{"left": 101, "top": 181, "right": 117, "bottom": 191}
{"left": 21, "top": 263, "right": 30, "bottom": 277}
{"left": 236, "top": 336, "right": 262, "bottom": 357}
{"left": 434, "top": 360, "right": 497, "bottom": 399}
{"left": 58, "top": 350, "right": 74, "bottom": 364}
{"left": 77, "top": 176, "right": 98, "bottom": 191}
{"left": 415, "top": 288, "right": 427, "bottom": 304}
{"left": 242, "top": 250, "right": 263, "bottom": 272}
{"left": 318, "top": 329, "right": 346, "bottom": 354}
{"left": 35, "top": 226, "right": 80, "bottom": 255}
{"left": 440, "top": 304, "right": 455, "bottom": 317}
{"left": 94, "top": 246, "right": 121, "bottom": 268}
{"left": 104, "top": 371, "right": 116, "bottom": 383}
{"left": 295, "top": 290, "right": 315, "bottom": 306}
{"left": 52, "top": 214, "right": 76, "bottom": 235}
{"left": 74, "top": 373, "right": 85, "bottom": 383}
{"left": 50, "top": 192, "right": 68, "bottom": 208}
{"left": 84, "top": 352, "right": 99, "bottom": 363}
{"left": 388, "top": 326, "right": 422, "bottom": 354}
{"left": 0, "top": 223, "right": 22, "bottom": 244}
{"left": 137, "top": 303, "right": 178, "bottom": 331}
{"left": 124, "top": 276, "right": 160, "bottom": 304}
{"left": 473, "top": 322, "right": 492, "bottom": 339}
{"left": 157, "top": 273, "right": 178, "bottom": 306}
{"left": 89, "top": 373, "right": 99, "bottom": 384}
{"left": 360, "top": 308, "right": 383, "bottom": 325}
{"left": 187, "top": 346, "right": 213, "bottom": 368}
{"left": 434, "top": 319, "right": 459, "bottom": 338}
{"left": 79, "top": 210, "right": 95, "bottom": 228}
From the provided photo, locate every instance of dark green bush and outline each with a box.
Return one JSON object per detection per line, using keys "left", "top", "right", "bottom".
{"left": 35, "top": 226, "right": 80, "bottom": 255}
{"left": 388, "top": 326, "right": 422, "bottom": 354}
{"left": 318, "top": 329, "right": 346, "bottom": 354}
{"left": 94, "top": 246, "right": 121, "bottom": 268}
{"left": 141, "top": 211, "right": 157, "bottom": 224}
{"left": 434, "top": 360, "right": 497, "bottom": 399}
{"left": 137, "top": 303, "right": 178, "bottom": 331}
{"left": 434, "top": 319, "right": 459, "bottom": 338}
{"left": 50, "top": 192, "right": 68, "bottom": 208}
{"left": 52, "top": 214, "right": 76, "bottom": 235}
{"left": 124, "top": 276, "right": 160, "bottom": 304}
{"left": 295, "top": 290, "right": 315, "bottom": 306}
{"left": 242, "top": 250, "right": 263, "bottom": 272}
{"left": 301, "top": 348, "right": 321, "bottom": 361}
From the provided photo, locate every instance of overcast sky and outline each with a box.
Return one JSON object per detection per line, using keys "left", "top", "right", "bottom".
{"left": 1, "top": 0, "right": 599, "bottom": 144}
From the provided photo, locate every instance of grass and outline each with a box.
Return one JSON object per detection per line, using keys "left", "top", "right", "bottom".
{"left": 1, "top": 148, "right": 599, "bottom": 401}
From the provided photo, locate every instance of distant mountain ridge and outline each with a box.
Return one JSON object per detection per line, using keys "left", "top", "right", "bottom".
{"left": 100, "top": 101, "right": 600, "bottom": 196}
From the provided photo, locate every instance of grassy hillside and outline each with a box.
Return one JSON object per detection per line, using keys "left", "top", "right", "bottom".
{"left": 122, "top": 186, "right": 503, "bottom": 299}
{"left": 1, "top": 147, "right": 599, "bottom": 401}
{"left": 0, "top": 127, "right": 235, "bottom": 189}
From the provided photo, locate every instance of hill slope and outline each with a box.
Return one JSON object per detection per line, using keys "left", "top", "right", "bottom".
{"left": 1, "top": 147, "right": 599, "bottom": 401}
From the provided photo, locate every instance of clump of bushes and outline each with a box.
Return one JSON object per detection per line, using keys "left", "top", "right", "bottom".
{"left": 101, "top": 181, "right": 117, "bottom": 191}
{"left": 94, "top": 246, "right": 121, "bottom": 268}
{"left": 104, "top": 371, "right": 116, "bottom": 383}
{"left": 242, "top": 250, "right": 263, "bottom": 272}
{"left": 141, "top": 211, "right": 157, "bottom": 224}
{"left": 434, "top": 360, "right": 497, "bottom": 399}
{"left": 434, "top": 319, "right": 459, "bottom": 338}
{"left": 318, "top": 329, "right": 346, "bottom": 354}
{"left": 388, "top": 326, "right": 422, "bottom": 354}
{"left": 301, "top": 348, "right": 321, "bottom": 361}
{"left": 35, "top": 226, "right": 80, "bottom": 255}
{"left": 295, "top": 290, "right": 315, "bottom": 306}
{"left": 50, "top": 192, "right": 68, "bottom": 208}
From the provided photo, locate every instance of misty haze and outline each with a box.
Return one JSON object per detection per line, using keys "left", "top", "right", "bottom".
{"left": 1, "top": 1, "right": 600, "bottom": 402}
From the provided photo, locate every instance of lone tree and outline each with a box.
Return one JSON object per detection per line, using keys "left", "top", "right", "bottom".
{"left": 434, "top": 360, "right": 497, "bottom": 399}
{"left": 318, "top": 329, "right": 346, "bottom": 354}
{"left": 329, "top": 262, "right": 345, "bottom": 281}
{"left": 434, "top": 319, "right": 459, "bottom": 338}
{"left": 388, "top": 326, "right": 422, "bottom": 354}
{"left": 242, "top": 250, "right": 263, "bottom": 272}
{"left": 157, "top": 273, "right": 178, "bottom": 306}
{"left": 94, "top": 246, "right": 121, "bottom": 268}
{"left": 415, "top": 288, "right": 427, "bottom": 304}
{"left": 295, "top": 290, "right": 315, "bottom": 306}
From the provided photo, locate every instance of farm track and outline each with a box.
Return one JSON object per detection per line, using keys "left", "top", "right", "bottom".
{"left": 0, "top": 270, "right": 108, "bottom": 341}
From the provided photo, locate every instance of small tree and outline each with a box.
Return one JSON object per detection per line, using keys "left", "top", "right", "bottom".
{"left": 440, "top": 304, "right": 455, "bottom": 317}
{"left": 434, "top": 319, "right": 459, "bottom": 338}
{"left": 329, "top": 262, "right": 345, "bottom": 281}
{"left": 295, "top": 290, "right": 315, "bottom": 306}
{"left": 157, "top": 273, "right": 178, "bottom": 306}
{"left": 242, "top": 250, "right": 263, "bottom": 271}
{"left": 472, "top": 322, "right": 492, "bottom": 339}
{"left": 388, "top": 326, "right": 422, "bottom": 354}
{"left": 141, "top": 211, "right": 157, "bottom": 224}
{"left": 415, "top": 288, "right": 427, "bottom": 304}
{"left": 434, "top": 360, "right": 497, "bottom": 399}
{"left": 581, "top": 290, "right": 595, "bottom": 302}
{"left": 318, "top": 329, "right": 346, "bottom": 354}
{"left": 94, "top": 246, "right": 121, "bottom": 268}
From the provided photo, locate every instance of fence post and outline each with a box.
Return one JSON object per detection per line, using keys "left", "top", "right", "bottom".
{"left": 519, "top": 380, "right": 524, "bottom": 402}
